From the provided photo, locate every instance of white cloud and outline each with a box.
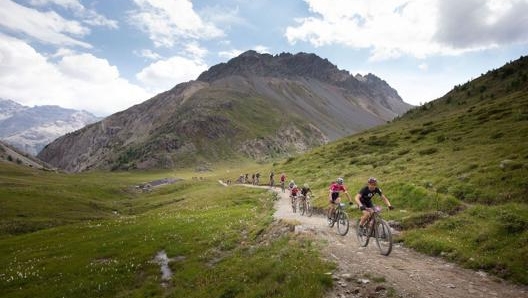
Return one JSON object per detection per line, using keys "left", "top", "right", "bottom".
{"left": 29, "top": 0, "right": 118, "bottom": 29}
{"left": 253, "top": 45, "right": 270, "bottom": 54}
{"left": 129, "top": 0, "right": 224, "bottom": 48}
{"left": 434, "top": 0, "right": 528, "bottom": 48}
{"left": 135, "top": 49, "right": 162, "bottom": 60}
{"left": 286, "top": 0, "right": 528, "bottom": 60}
{"left": 0, "top": 34, "right": 152, "bottom": 116}
{"left": 219, "top": 49, "right": 244, "bottom": 59}
{"left": 0, "top": 0, "right": 91, "bottom": 48}
{"left": 218, "top": 45, "right": 269, "bottom": 60}
{"left": 136, "top": 55, "right": 208, "bottom": 93}
{"left": 184, "top": 42, "right": 208, "bottom": 60}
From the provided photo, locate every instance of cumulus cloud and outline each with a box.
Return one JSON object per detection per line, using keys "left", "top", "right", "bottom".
{"left": 0, "top": 0, "right": 91, "bottom": 48}
{"left": 0, "top": 34, "right": 152, "bottom": 116}
{"left": 219, "top": 49, "right": 244, "bottom": 59}
{"left": 286, "top": 0, "right": 528, "bottom": 60}
{"left": 136, "top": 56, "right": 208, "bottom": 93}
{"left": 128, "top": 0, "right": 224, "bottom": 48}
{"left": 29, "top": 0, "right": 118, "bottom": 28}
{"left": 218, "top": 45, "right": 270, "bottom": 60}
{"left": 135, "top": 49, "right": 163, "bottom": 60}
{"left": 434, "top": 0, "right": 528, "bottom": 48}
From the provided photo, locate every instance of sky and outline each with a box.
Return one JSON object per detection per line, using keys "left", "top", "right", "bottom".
{"left": 0, "top": 0, "right": 527, "bottom": 117}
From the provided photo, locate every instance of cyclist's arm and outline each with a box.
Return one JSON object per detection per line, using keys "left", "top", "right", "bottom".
{"left": 344, "top": 191, "right": 353, "bottom": 203}
{"left": 381, "top": 194, "right": 392, "bottom": 208}
{"left": 354, "top": 193, "right": 362, "bottom": 206}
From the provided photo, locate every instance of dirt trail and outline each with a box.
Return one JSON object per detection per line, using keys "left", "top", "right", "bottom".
{"left": 262, "top": 184, "right": 528, "bottom": 298}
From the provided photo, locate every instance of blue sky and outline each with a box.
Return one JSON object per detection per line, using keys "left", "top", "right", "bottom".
{"left": 0, "top": 0, "right": 527, "bottom": 116}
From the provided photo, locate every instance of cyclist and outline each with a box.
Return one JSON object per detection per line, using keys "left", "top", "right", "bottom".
{"left": 300, "top": 183, "right": 311, "bottom": 197}
{"left": 299, "top": 183, "right": 312, "bottom": 205}
{"left": 269, "top": 171, "right": 275, "bottom": 187}
{"left": 355, "top": 177, "right": 394, "bottom": 229}
{"left": 280, "top": 173, "right": 286, "bottom": 192}
{"left": 290, "top": 184, "right": 300, "bottom": 211}
{"left": 327, "top": 177, "right": 353, "bottom": 220}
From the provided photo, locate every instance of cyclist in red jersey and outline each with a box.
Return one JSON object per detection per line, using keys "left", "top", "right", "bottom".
{"left": 327, "top": 177, "right": 353, "bottom": 219}
{"left": 279, "top": 173, "right": 286, "bottom": 193}
{"left": 290, "top": 183, "right": 300, "bottom": 208}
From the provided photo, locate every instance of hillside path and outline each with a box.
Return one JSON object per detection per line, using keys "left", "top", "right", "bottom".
{"left": 229, "top": 182, "right": 528, "bottom": 298}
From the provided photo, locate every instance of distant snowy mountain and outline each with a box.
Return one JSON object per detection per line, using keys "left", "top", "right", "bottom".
{"left": 0, "top": 99, "right": 101, "bottom": 155}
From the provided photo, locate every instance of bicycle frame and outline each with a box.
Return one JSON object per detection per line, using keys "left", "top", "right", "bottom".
{"left": 328, "top": 203, "right": 349, "bottom": 236}
{"left": 356, "top": 206, "right": 393, "bottom": 256}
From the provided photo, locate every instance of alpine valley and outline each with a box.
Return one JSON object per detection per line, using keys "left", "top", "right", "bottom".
{"left": 37, "top": 51, "right": 412, "bottom": 172}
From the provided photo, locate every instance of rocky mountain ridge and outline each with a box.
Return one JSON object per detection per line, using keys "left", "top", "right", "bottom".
{"left": 0, "top": 99, "right": 101, "bottom": 155}
{"left": 38, "top": 51, "right": 413, "bottom": 172}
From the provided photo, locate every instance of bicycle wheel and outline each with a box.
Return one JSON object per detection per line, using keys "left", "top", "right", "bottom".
{"left": 299, "top": 200, "right": 306, "bottom": 216}
{"left": 374, "top": 219, "right": 393, "bottom": 256}
{"left": 336, "top": 211, "right": 349, "bottom": 236}
{"left": 355, "top": 219, "right": 369, "bottom": 247}
{"left": 292, "top": 200, "right": 296, "bottom": 213}
{"left": 328, "top": 210, "right": 336, "bottom": 227}
{"left": 305, "top": 201, "right": 313, "bottom": 217}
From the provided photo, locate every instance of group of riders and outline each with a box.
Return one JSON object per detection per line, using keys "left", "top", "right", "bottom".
{"left": 286, "top": 175, "right": 394, "bottom": 229}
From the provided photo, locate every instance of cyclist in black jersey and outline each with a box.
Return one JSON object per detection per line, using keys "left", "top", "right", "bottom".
{"left": 354, "top": 177, "right": 394, "bottom": 228}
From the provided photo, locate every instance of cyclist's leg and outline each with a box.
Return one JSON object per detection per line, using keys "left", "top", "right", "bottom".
{"left": 359, "top": 210, "right": 371, "bottom": 226}
{"left": 328, "top": 192, "right": 340, "bottom": 218}
{"left": 359, "top": 201, "right": 374, "bottom": 226}
{"left": 327, "top": 196, "right": 334, "bottom": 218}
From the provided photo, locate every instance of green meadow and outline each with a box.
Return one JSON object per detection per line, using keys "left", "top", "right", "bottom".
{"left": 0, "top": 163, "right": 333, "bottom": 297}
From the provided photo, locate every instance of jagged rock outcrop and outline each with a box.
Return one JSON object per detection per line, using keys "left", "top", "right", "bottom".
{"left": 38, "top": 51, "right": 413, "bottom": 172}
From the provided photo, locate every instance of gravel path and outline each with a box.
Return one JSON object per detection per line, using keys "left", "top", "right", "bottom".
{"left": 268, "top": 185, "right": 528, "bottom": 298}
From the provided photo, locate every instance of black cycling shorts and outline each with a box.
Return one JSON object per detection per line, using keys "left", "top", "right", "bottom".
{"left": 331, "top": 192, "right": 339, "bottom": 202}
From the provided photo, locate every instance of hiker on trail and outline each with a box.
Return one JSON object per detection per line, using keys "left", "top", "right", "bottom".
{"left": 255, "top": 172, "right": 260, "bottom": 185}
{"left": 252, "top": 173, "right": 255, "bottom": 184}
{"left": 327, "top": 177, "right": 353, "bottom": 220}
{"left": 269, "top": 171, "right": 275, "bottom": 187}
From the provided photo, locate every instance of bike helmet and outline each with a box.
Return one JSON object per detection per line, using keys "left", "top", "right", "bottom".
{"left": 367, "top": 177, "right": 377, "bottom": 184}
{"left": 336, "top": 177, "right": 344, "bottom": 185}
{"left": 303, "top": 183, "right": 309, "bottom": 188}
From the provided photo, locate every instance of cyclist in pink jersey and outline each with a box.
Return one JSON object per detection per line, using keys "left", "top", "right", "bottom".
{"left": 327, "top": 177, "right": 353, "bottom": 220}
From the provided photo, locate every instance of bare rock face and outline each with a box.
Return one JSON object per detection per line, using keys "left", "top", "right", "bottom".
{"left": 38, "top": 51, "right": 413, "bottom": 172}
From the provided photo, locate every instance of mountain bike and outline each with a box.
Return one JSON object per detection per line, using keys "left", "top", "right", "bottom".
{"left": 328, "top": 202, "right": 349, "bottom": 235}
{"left": 355, "top": 206, "right": 393, "bottom": 256}
{"left": 298, "top": 194, "right": 313, "bottom": 217}
{"left": 280, "top": 180, "right": 285, "bottom": 193}
{"left": 291, "top": 195, "right": 298, "bottom": 213}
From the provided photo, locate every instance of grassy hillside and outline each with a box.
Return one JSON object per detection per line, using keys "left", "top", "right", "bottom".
{"left": 272, "top": 56, "right": 528, "bottom": 284}
{"left": 0, "top": 163, "right": 333, "bottom": 297}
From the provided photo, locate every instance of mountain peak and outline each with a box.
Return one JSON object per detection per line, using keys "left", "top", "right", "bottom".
{"left": 197, "top": 51, "right": 350, "bottom": 83}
